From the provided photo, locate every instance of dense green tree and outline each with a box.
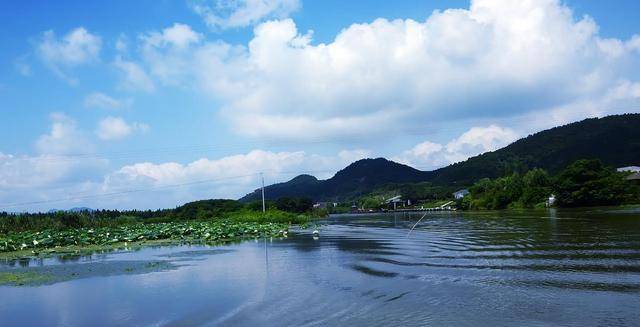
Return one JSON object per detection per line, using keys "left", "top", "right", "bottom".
{"left": 246, "top": 200, "right": 275, "bottom": 211}
{"left": 520, "top": 168, "right": 552, "bottom": 207}
{"left": 275, "top": 197, "right": 313, "bottom": 213}
{"left": 360, "top": 197, "right": 382, "bottom": 209}
{"left": 464, "top": 159, "right": 638, "bottom": 210}
{"left": 468, "top": 174, "right": 525, "bottom": 209}
{"left": 554, "top": 159, "right": 638, "bottom": 207}
{"left": 170, "top": 199, "right": 245, "bottom": 220}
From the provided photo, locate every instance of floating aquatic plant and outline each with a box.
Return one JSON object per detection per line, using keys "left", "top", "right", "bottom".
{"left": 0, "top": 220, "right": 290, "bottom": 253}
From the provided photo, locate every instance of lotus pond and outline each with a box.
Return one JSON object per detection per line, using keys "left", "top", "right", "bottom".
{"left": 0, "top": 220, "right": 293, "bottom": 255}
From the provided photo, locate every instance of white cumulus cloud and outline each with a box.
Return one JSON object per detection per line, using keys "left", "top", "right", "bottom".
{"left": 144, "top": 23, "right": 202, "bottom": 49}
{"left": 0, "top": 153, "right": 107, "bottom": 189}
{"left": 0, "top": 148, "right": 370, "bottom": 211}
{"left": 113, "top": 56, "right": 156, "bottom": 92}
{"left": 35, "top": 113, "right": 94, "bottom": 155}
{"left": 99, "top": 148, "right": 368, "bottom": 208}
{"left": 95, "top": 116, "right": 149, "bottom": 140}
{"left": 191, "top": 0, "right": 300, "bottom": 29}
{"left": 37, "top": 27, "right": 101, "bottom": 83}
{"left": 124, "top": 0, "right": 640, "bottom": 140}
{"left": 393, "top": 125, "right": 519, "bottom": 169}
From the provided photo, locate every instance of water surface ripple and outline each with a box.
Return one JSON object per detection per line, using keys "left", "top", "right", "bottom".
{"left": 1, "top": 208, "right": 640, "bottom": 326}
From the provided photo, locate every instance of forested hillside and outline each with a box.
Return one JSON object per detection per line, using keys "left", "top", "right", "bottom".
{"left": 241, "top": 114, "right": 640, "bottom": 201}
{"left": 427, "top": 114, "right": 640, "bottom": 185}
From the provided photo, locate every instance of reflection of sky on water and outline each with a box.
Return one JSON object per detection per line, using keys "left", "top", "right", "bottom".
{"left": 1, "top": 209, "right": 640, "bottom": 326}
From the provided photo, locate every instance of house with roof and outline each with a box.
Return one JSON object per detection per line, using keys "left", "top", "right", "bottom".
{"left": 617, "top": 166, "right": 640, "bottom": 173}
{"left": 627, "top": 172, "right": 640, "bottom": 184}
{"left": 618, "top": 166, "right": 640, "bottom": 184}
{"left": 452, "top": 189, "right": 470, "bottom": 200}
{"left": 385, "top": 195, "right": 409, "bottom": 210}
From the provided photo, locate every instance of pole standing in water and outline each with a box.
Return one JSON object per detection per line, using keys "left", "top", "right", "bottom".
{"left": 261, "top": 172, "right": 266, "bottom": 213}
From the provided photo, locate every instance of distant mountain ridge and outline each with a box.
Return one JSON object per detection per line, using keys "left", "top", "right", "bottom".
{"left": 240, "top": 114, "right": 640, "bottom": 202}
{"left": 426, "top": 113, "right": 640, "bottom": 185}
{"left": 48, "top": 207, "right": 95, "bottom": 213}
{"left": 240, "top": 158, "right": 429, "bottom": 202}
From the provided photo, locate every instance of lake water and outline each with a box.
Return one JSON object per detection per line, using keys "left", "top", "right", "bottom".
{"left": 2, "top": 208, "right": 640, "bottom": 326}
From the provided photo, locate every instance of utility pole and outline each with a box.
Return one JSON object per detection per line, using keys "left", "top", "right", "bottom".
{"left": 261, "top": 172, "right": 266, "bottom": 213}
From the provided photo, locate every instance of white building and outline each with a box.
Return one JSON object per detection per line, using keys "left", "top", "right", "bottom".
{"left": 453, "top": 189, "right": 470, "bottom": 200}
{"left": 617, "top": 166, "right": 640, "bottom": 173}
{"left": 385, "top": 195, "right": 405, "bottom": 210}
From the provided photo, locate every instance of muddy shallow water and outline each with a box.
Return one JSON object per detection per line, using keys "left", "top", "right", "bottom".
{"left": 1, "top": 208, "right": 640, "bottom": 326}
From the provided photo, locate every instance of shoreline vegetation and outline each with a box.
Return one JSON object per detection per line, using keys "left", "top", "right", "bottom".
{"left": 326, "top": 159, "right": 639, "bottom": 213}
{"left": 0, "top": 199, "right": 324, "bottom": 258}
{"left": 458, "top": 159, "right": 639, "bottom": 210}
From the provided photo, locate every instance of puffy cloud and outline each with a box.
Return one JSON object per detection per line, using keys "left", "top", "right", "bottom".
{"left": 513, "top": 79, "right": 640, "bottom": 133}
{"left": 604, "top": 80, "right": 640, "bottom": 101}
{"left": 108, "top": 150, "right": 306, "bottom": 188}
{"left": 143, "top": 23, "right": 202, "bottom": 49}
{"left": 0, "top": 148, "right": 369, "bottom": 211}
{"left": 113, "top": 56, "right": 155, "bottom": 92}
{"left": 84, "top": 92, "right": 132, "bottom": 109}
{"left": 0, "top": 153, "right": 107, "bottom": 189}
{"left": 38, "top": 27, "right": 101, "bottom": 65}
{"left": 394, "top": 141, "right": 446, "bottom": 169}
{"left": 137, "top": 24, "right": 206, "bottom": 87}
{"left": 0, "top": 152, "right": 109, "bottom": 211}
{"left": 124, "top": 0, "right": 640, "bottom": 140}
{"left": 99, "top": 148, "right": 368, "bottom": 208}
{"left": 95, "top": 116, "right": 149, "bottom": 140}
{"left": 37, "top": 27, "right": 101, "bottom": 82}
{"left": 444, "top": 125, "right": 519, "bottom": 163}
{"left": 393, "top": 125, "right": 519, "bottom": 169}
{"left": 35, "top": 113, "right": 94, "bottom": 155}
{"left": 106, "top": 148, "right": 368, "bottom": 188}
{"left": 191, "top": 0, "right": 300, "bottom": 29}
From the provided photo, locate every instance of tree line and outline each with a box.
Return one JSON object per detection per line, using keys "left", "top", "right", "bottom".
{"left": 458, "top": 159, "right": 640, "bottom": 210}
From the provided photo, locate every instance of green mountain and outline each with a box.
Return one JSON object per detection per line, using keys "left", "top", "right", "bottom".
{"left": 240, "top": 158, "right": 429, "bottom": 202}
{"left": 240, "top": 114, "right": 640, "bottom": 202}
{"left": 427, "top": 113, "right": 640, "bottom": 185}
{"left": 246, "top": 174, "right": 321, "bottom": 201}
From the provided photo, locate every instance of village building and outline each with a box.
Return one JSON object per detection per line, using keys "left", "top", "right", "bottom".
{"left": 453, "top": 189, "right": 470, "bottom": 200}
{"left": 313, "top": 202, "right": 337, "bottom": 209}
{"left": 385, "top": 195, "right": 410, "bottom": 210}
{"left": 627, "top": 172, "right": 640, "bottom": 184}
{"left": 617, "top": 166, "right": 640, "bottom": 184}
{"left": 617, "top": 166, "right": 640, "bottom": 173}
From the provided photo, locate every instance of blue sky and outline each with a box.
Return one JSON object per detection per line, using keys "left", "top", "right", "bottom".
{"left": 1, "top": 0, "right": 639, "bottom": 211}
